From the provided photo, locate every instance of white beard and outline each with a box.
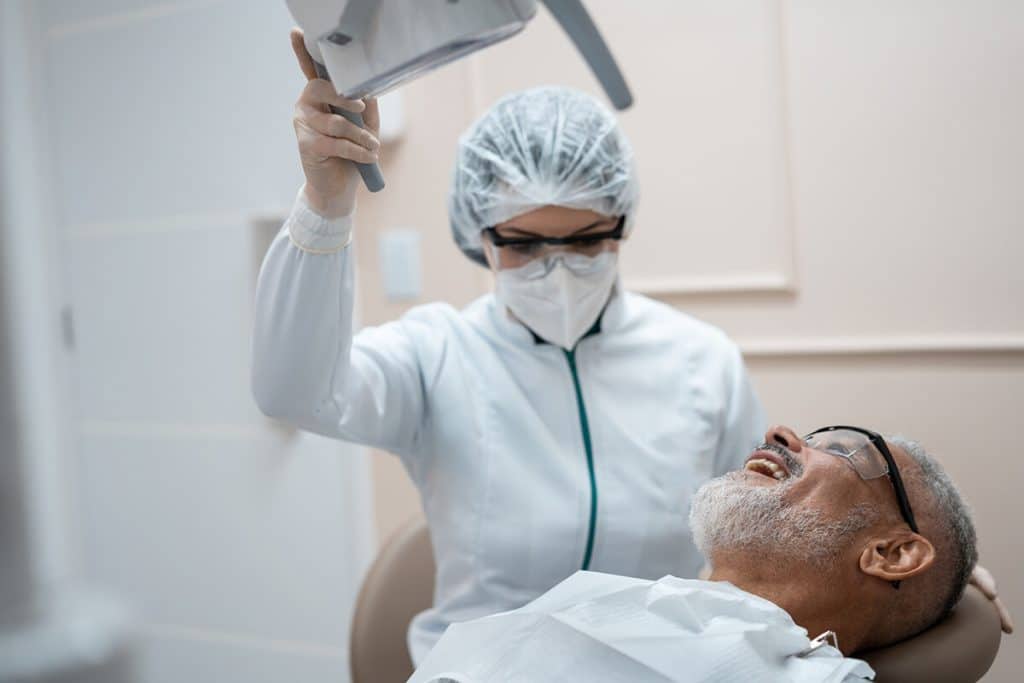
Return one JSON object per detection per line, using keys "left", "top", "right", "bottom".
{"left": 689, "top": 472, "right": 878, "bottom": 568}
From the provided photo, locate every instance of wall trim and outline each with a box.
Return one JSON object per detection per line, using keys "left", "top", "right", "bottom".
{"left": 46, "top": 0, "right": 226, "bottom": 40}
{"left": 625, "top": 271, "right": 794, "bottom": 296}
{"left": 739, "top": 334, "right": 1024, "bottom": 358}
{"left": 68, "top": 208, "right": 290, "bottom": 240}
{"left": 78, "top": 419, "right": 282, "bottom": 440}
{"left": 143, "top": 623, "right": 347, "bottom": 660}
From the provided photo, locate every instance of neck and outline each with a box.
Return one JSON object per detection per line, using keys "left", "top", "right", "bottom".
{"left": 708, "top": 555, "right": 872, "bottom": 655}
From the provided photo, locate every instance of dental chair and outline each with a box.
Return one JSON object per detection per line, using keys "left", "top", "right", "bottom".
{"left": 349, "top": 518, "right": 1002, "bottom": 683}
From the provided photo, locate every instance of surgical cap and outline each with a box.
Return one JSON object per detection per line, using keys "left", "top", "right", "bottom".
{"left": 448, "top": 86, "right": 639, "bottom": 266}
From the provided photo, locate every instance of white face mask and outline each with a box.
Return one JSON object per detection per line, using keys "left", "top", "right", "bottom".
{"left": 495, "top": 252, "right": 618, "bottom": 350}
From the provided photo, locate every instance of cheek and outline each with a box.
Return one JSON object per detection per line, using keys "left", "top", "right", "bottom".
{"left": 783, "top": 460, "right": 862, "bottom": 510}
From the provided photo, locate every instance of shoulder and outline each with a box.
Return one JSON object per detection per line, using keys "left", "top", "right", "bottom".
{"left": 398, "top": 300, "right": 463, "bottom": 327}
{"left": 400, "top": 295, "right": 492, "bottom": 325}
{"left": 619, "top": 291, "right": 742, "bottom": 362}
{"left": 360, "top": 296, "right": 498, "bottom": 361}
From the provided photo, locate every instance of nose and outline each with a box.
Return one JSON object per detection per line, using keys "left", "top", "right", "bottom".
{"left": 765, "top": 425, "right": 803, "bottom": 452}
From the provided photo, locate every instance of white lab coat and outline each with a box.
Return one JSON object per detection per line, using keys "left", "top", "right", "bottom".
{"left": 409, "top": 571, "right": 875, "bottom": 682}
{"left": 251, "top": 195, "right": 766, "bottom": 663}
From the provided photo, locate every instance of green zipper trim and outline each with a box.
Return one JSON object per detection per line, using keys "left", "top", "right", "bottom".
{"left": 564, "top": 348, "right": 598, "bottom": 571}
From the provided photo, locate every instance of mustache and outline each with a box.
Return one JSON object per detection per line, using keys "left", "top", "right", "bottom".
{"left": 755, "top": 442, "right": 803, "bottom": 477}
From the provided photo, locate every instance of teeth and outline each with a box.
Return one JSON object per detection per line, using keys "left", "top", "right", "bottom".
{"left": 745, "top": 458, "right": 788, "bottom": 480}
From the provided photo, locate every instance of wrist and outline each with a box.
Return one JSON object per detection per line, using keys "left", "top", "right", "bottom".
{"left": 302, "top": 183, "right": 355, "bottom": 220}
{"left": 290, "top": 187, "right": 354, "bottom": 253}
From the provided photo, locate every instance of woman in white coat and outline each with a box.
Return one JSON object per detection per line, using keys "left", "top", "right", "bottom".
{"left": 253, "top": 32, "right": 766, "bottom": 664}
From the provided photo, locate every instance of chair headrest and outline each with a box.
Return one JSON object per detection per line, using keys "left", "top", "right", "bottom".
{"left": 857, "top": 584, "right": 1002, "bottom": 682}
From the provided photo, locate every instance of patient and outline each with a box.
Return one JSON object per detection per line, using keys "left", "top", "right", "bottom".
{"left": 410, "top": 424, "right": 977, "bottom": 682}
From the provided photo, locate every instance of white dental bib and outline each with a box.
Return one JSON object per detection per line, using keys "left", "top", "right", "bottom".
{"left": 411, "top": 571, "right": 875, "bottom": 682}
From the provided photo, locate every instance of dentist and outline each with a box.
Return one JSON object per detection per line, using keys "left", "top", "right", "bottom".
{"left": 252, "top": 30, "right": 766, "bottom": 664}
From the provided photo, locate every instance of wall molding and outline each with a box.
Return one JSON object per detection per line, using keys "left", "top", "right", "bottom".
{"left": 616, "top": 0, "right": 800, "bottom": 300}
{"left": 46, "top": 0, "right": 226, "bottom": 40}
{"left": 738, "top": 334, "right": 1024, "bottom": 358}
{"left": 68, "top": 208, "right": 292, "bottom": 240}
{"left": 626, "top": 271, "right": 795, "bottom": 297}
{"left": 143, "top": 623, "right": 347, "bottom": 660}
{"left": 78, "top": 419, "right": 278, "bottom": 440}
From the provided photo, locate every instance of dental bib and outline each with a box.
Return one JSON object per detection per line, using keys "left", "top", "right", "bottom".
{"left": 411, "top": 571, "right": 875, "bottom": 682}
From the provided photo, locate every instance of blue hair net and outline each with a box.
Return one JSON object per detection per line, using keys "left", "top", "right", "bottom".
{"left": 448, "top": 86, "right": 639, "bottom": 266}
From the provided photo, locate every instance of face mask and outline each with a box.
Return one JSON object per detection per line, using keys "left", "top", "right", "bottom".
{"left": 495, "top": 252, "right": 618, "bottom": 350}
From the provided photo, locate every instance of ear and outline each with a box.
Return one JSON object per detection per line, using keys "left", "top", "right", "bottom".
{"left": 859, "top": 531, "right": 936, "bottom": 583}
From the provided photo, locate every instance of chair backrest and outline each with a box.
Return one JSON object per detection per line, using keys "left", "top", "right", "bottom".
{"left": 350, "top": 519, "right": 436, "bottom": 683}
{"left": 349, "top": 518, "right": 1002, "bottom": 683}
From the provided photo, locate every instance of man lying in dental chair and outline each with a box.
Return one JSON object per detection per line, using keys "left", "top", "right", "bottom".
{"left": 410, "top": 424, "right": 977, "bottom": 682}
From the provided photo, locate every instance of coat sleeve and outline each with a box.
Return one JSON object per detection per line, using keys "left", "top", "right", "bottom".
{"left": 711, "top": 343, "right": 766, "bottom": 477}
{"left": 251, "top": 191, "right": 427, "bottom": 457}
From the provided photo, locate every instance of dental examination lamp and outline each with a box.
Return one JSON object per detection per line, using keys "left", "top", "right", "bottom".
{"left": 285, "top": 0, "right": 634, "bottom": 192}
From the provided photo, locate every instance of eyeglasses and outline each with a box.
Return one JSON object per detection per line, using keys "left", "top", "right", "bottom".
{"left": 482, "top": 216, "right": 625, "bottom": 271}
{"left": 804, "top": 426, "right": 919, "bottom": 589}
{"left": 804, "top": 425, "right": 918, "bottom": 535}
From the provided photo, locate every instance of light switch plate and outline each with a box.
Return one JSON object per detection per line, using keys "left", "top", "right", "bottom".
{"left": 379, "top": 229, "right": 421, "bottom": 301}
{"left": 377, "top": 91, "right": 404, "bottom": 144}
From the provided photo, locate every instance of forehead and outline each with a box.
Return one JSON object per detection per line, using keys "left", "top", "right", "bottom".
{"left": 494, "top": 205, "right": 611, "bottom": 238}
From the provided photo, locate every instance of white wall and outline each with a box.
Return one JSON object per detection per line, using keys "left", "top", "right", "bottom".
{"left": 1, "top": 3, "right": 135, "bottom": 679}
{"left": 25, "top": 1, "right": 375, "bottom": 681}
{"left": 355, "top": 1, "right": 1024, "bottom": 681}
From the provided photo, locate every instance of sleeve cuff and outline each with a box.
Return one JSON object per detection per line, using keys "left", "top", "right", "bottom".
{"left": 286, "top": 188, "right": 354, "bottom": 254}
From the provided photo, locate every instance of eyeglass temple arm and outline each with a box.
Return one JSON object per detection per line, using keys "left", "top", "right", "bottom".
{"left": 878, "top": 444, "right": 919, "bottom": 533}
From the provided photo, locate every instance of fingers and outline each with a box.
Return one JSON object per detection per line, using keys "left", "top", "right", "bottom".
{"left": 970, "top": 565, "right": 998, "bottom": 600}
{"left": 303, "top": 106, "right": 380, "bottom": 151}
{"left": 289, "top": 30, "right": 378, "bottom": 140}
{"left": 303, "top": 124, "right": 380, "bottom": 163}
{"left": 291, "top": 53, "right": 381, "bottom": 167}
{"left": 300, "top": 79, "right": 366, "bottom": 114}
{"left": 307, "top": 132, "right": 379, "bottom": 165}
{"left": 362, "top": 97, "right": 381, "bottom": 135}
{"left": 970, "top": 566, "right": 1014, "bottom": 634}
{"left": 290, "top": 28, "right": 318, "bottom": 81}
{"left": 993, "top": 597, "right": 1015, "bottom": 634}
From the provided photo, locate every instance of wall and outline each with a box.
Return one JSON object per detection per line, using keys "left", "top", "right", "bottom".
{"left": 354, "top": 1, "right": 1023, "bottom": 680}
{"left": 26, "top": 1, "right": 375, "bottom": 681}
{"left": 1, "top": 3, "right": 135, "bottom": 679}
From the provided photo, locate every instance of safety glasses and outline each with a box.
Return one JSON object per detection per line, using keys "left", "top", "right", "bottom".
{"left": 804, "top": 425, "right": 918, "bottom": 534}
{"left": 482, "top": 216, "right": 624, "bottom": 272}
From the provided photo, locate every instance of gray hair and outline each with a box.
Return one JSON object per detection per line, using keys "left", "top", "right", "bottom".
{"left": 886, "top": 435, "right": 978, "bottom": 631}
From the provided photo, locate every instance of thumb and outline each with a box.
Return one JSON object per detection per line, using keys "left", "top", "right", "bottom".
{"left": 290, "top": 27, "right": 319, "bottom": 81}
{"left": 362, "top": 97, "right": 381, "bottom": 135}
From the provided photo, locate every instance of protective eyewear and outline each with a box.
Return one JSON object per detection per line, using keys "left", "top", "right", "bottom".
{"left": 482, "top": 216, "right": 624, "bottom": 271}
{"left": 804, "top": 425, "right": 918, "bottom": 534}
{"left": 804, "top": 425, "right": 918, "bottom": 590}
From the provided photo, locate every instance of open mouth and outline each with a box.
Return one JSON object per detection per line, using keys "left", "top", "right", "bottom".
{"left": 744, "top": 447, "right": 792, "bottom": 481}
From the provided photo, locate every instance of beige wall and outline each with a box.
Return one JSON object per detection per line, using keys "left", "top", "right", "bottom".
{"left": 354, "top": 2, "right": 1023, "bottom": 679}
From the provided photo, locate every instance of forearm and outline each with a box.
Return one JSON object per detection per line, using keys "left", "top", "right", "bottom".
{"left": 251, "top": 189, "right": 355, "bottom": 423}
